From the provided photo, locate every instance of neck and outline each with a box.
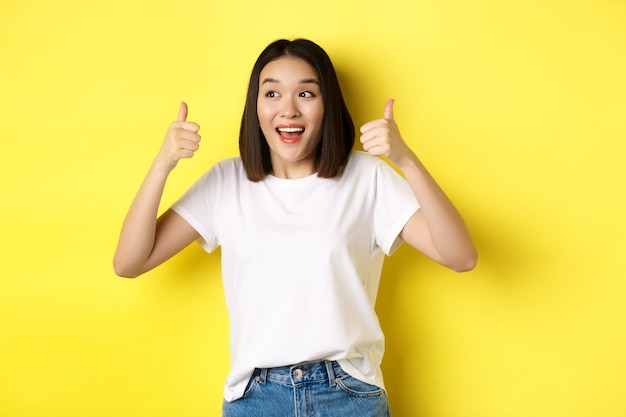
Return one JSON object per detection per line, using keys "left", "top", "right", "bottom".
{"left": 270, "top": 160, "right": 316, "bottom": 179}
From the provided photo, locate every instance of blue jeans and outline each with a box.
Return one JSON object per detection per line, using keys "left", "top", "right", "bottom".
{"left": 222, "top": 360, "right": 391, "bottom": 417}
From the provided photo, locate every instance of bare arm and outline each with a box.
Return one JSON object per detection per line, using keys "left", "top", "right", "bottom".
{"left": 360, "top": 99, "right": 477, "bottom": 272}
{"left": 113, "top": 102, "right": 202, "bottom": 278}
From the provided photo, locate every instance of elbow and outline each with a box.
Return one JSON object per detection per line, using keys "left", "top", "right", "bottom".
{"left": 115, "top": 270, "right": 140, "bottom": 279}
{"left": 113, "top": 265, "right": 139, "bottom": 279}
{"left": 443, "top": 246, "right": 477, "bottom": 272}
{"left": 451, "top": 251, "right": 478, "bottom": 273}
{"left": 452, "top": 260, "right": 477, "bottom": 273}
{"left": 112, "top": 258, "right": 141, "bottom": 279}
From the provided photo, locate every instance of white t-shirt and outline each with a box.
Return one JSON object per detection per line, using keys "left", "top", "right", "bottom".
{"left": 171, "top": 151, "right": 419, "bottom": 401}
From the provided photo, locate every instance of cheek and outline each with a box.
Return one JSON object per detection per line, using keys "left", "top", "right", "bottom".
{"left": 257, "top": 118, "right": 276, "bottom": 142}
{"left": 312, "top": 106, "right": 325, "bottom": 130}
{"left": 256, "top": 105, "right": 272, "bottom": 128}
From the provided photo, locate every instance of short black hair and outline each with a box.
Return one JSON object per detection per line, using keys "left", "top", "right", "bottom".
{"left": 239, "top": 39, "right": 355, "bottom": 181}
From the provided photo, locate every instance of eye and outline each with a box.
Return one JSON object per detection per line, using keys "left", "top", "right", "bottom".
{"left": 265, "top": 91, "right": 280, "bottom": 98}
{"left": 299, "top": 91, "right": 315, "bottom": 98}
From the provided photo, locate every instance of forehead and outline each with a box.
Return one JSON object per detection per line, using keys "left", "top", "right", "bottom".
{"left": 259, "top": 56, "right": 319, "bottom": 83}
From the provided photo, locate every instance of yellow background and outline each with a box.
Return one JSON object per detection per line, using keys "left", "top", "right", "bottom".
{"left": 1, "top": 0, "right": 625, "bottom": 415}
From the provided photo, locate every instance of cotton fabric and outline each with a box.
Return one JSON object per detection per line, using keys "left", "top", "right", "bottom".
{"left": 171, "top": 151, "right": 419, "bottom": 401}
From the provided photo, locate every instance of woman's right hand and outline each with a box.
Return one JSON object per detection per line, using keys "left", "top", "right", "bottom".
{"left": 113, "top": 101, "right": 202, "bottom": 278}
{"left": 154, "top": 101, "right": 201, "bottom": 172}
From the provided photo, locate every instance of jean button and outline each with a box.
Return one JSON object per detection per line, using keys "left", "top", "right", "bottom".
{"left": 293, "top": 369, "right": 303, "bottom": 378}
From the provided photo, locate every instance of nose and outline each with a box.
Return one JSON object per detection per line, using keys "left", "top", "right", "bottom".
{"left": 281, "top": 97, "right": 300, "bottom": 118}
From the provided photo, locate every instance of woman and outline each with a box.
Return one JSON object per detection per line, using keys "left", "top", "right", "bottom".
{"left": 114, "top": 38, "right": 477, "bottom": 417}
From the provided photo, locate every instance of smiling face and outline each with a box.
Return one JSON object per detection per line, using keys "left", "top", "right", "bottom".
{"left": 257, "top": 56, "right": 325, "bottom": 179}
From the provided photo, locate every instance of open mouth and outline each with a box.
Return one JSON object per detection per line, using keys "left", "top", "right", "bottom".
{"left": 277, "top": 127, "right": 305, "bottom": 140}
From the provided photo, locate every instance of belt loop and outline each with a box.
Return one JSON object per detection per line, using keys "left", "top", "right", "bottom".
{"left": 324, "top": 360, "right": 337, "bottom": 387}
{"left": 258, "top": 368, "right": 268, "bottom": 385}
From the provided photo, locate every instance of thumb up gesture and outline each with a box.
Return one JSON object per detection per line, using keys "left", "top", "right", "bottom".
{"left": 154, "top": 101, "right": 201, "bottom": 172}
{"left": 359, "top": 99, "right": 413, "bottom": 168}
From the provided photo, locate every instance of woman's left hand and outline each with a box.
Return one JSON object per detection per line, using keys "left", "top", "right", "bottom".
{"left": 359, "top": 99, "right": 414, "bottom": 168}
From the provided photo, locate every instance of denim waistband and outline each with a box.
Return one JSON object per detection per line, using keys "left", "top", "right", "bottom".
{"left": 251, "top": 360, "right": 347, "bottom": 387}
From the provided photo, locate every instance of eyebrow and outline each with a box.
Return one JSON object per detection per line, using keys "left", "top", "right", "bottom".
{"left": 261, "top": 77, "right": 319, "bottom": 85}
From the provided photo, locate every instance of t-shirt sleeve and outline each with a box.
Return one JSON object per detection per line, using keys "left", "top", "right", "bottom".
{"left": 170, "top": 165, "right": 221, "bottom": 253}
{"left": 374, "top": 160, "right": 420, "bottom": 255}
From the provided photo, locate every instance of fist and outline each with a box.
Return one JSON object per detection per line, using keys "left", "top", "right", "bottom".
{"left": 359, "top": 99, "right": 412, "bottom": 166}
{"left": 156, "top": 101, "right": 201, "bottom": 171}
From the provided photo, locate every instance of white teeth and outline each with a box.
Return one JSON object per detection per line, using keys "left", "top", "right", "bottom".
{"left": 278, "top": 127, "right": 304, "bottom": 133}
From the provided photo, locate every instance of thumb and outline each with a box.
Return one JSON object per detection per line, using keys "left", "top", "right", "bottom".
{"left": 177, "top": 101, "right": 188, "bottom": 122}
{"left": 384, "top": 98, "right": 395, "bottom": 121}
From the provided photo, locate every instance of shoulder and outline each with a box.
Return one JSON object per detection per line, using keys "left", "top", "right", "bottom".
{"left": 343, "top": 152, "right": 410, "bottom": 195}
{"left": 202, "top": 156, "right": 245, "bottom": 180}
{"left": 344, "top": 151, "right": 382, "bottom": 173}
{"left": 344, "top": 151, "right": 396, "bottom": 178}
{"left": 213, "top": 156, "right": 244, "bottom": 172}
{"left": 346, "top": 151, "right": 379, "bottom": 166}
{"left": 186, "top": 157, "right": 245, "bottom": 194}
